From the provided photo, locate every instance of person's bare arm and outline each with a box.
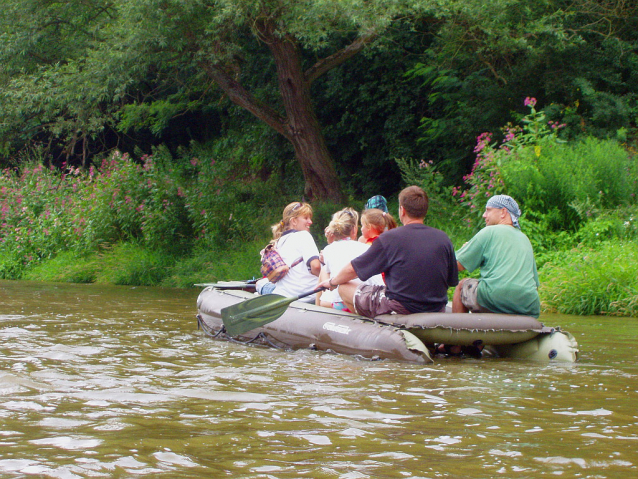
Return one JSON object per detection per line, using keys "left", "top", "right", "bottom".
{"left": 317, "top": 262, "right": 358, "bottom": 290}
{"left": 316, "top": 267, "right": 330, "bottom": 305}
{"left": 310, "top": 258, "right": 322, "bottom": 276}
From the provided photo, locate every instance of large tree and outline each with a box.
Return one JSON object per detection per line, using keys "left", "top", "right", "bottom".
{"left": 0, "top": 1, "right": 117, "bottom": 165}
{"left": 2, "top": 0, "right": 429, "bottom": 201}
{"left": 109, "top": 0, "right": 435, "bottom": 202}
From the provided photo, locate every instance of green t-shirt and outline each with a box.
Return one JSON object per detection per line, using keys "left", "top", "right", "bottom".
{"left": 456, "top": 225, "right": 540, "bottom": 317}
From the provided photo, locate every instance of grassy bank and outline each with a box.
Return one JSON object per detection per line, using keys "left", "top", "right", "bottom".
{"left": 2, "top": 118, "right": 637, "bottom": 315}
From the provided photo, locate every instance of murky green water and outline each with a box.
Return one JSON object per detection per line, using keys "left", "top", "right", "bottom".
{"left": 0, "top": 280, "right": 636, "bottom": 478}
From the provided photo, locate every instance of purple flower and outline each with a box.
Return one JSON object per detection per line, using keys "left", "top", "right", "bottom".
{"left": 524, "top": 97, "right": 537, "bottom": 108}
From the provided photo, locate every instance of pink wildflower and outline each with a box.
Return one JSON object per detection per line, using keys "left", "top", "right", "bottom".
{"left": 524, "top": 97, "right": 537, "bottom": 108}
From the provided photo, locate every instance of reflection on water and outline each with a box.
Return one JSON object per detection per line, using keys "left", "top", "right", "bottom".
{"left": 0, "top": 279, "right": 637, "bottom": 478}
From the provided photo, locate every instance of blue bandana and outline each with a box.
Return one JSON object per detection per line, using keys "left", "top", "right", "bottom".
{"left": 365, "top": 195, "right": 388, "bottom": 213}
{"left": 486, "top": 195, "right": 521, "bottom": 229}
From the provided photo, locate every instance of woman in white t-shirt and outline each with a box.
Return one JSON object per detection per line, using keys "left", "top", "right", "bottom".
{"left": 257, "top": 202, "right": 321, "bottom": 303}
{"left": 317, "top": 207, "right": 383, "bottom": 310}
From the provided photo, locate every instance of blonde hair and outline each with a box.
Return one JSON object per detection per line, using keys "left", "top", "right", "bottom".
{"left": 325, "top": 207, "right": 359, "bottom": 240}
{"left": 271, "top": 202, "right": 313, "bottom": 240}
{"left": 361, "top": 208, "right": 397, "bottom": 235}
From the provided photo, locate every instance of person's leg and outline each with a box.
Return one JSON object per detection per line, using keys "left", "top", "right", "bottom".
{"left": 338, "top": 282, "right": 359, "bottom": 313}
{"left": 452, "top": 279, "right": 469, "bottom": 313}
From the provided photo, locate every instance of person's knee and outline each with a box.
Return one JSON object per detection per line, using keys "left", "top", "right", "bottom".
{"left": 338, "top": 282, "right": 357, "bottom": 303}
{"left": 452, "top": 279, "right": 469, "bottom": 313}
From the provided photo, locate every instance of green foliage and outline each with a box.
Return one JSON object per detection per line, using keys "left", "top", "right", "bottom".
{"left": 394, "top": 157, "right": 468, "bottom": 238}
{"left": 501, "top": 137, "right": 637, "bottom": 230}
{"left": 23, "top": 251, "right": 100, "bottom": 284}
{"left": 23, "top": 243, "right": 175, "bottom": 286}
{"left": 163, "top": 243, "right": 264, "bottom": 288}
{"left": 540, "top": 241, "right": 638, "bottom": 317}
{"left": 407, "top": 0, "right": 638, "bottom": 179}
{"left": 93, "top": 243, "right": 173, "bottom": 286}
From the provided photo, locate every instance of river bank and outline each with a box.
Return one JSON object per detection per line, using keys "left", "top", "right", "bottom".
{"left": 1, "top": 142, "right": 636, "bottom": 316}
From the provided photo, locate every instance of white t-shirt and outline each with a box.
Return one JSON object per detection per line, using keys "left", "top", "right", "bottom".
{"left": 272, "top": 230, "right": 320, "bottom": 302}
{"left": 322, "top": 238, "right": 384, "bottom": 304}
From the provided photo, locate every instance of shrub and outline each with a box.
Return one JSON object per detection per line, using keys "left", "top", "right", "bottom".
{"left": 540, "top": 241, "right": 638, "bottom": 316}
{"left": 501, "top": 137, "right": 637, "bottom": 230}
{"left": 395, "top": 157, "right": 470, "bottom": 241}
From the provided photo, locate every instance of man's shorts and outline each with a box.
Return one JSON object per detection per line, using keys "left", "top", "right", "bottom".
{"left": 353, "top": 284, "right": 411, "bottom": 318}
{"left": 459, "top": 278, "right": 493, "bottom": 313}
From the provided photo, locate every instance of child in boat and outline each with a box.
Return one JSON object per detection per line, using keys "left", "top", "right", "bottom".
{"left": 360, "top": 208, "right": 397, "bottom": 244}
{"left": 256, "top": 201, "right": 321, "bottom": 303}
{"left": 317, "top": 207, "right": 383, "bottom": 310}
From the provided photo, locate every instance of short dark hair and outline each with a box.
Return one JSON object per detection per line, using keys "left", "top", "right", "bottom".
{"left": 399, "top": 185, "right": 429, "bottom": 218}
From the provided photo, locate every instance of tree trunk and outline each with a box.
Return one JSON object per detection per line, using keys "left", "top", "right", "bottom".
{"left": 199, "top": 19, "right": 375, "bottom": 202}
{"left": 255, "top": 26, "right": 343, "bottom": 202}
{"left": 263, "top": 35, "right": 344, "bottom": 201}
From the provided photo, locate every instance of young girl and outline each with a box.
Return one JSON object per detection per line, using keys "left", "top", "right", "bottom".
{"left": 317, "top": 207, "right": 383, "bottom": 310}
{"left": 360, "top": 208, "right": 397, "bottom": 244}
{"left": 257, "top": 202, "right": 321, "bottom": 302}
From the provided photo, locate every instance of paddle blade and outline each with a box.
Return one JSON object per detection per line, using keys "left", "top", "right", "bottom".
{"left": 222, "top": 294, "right": 295, "bottom": 336}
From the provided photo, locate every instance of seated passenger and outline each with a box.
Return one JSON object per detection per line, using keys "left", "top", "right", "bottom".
{"left": 439, "top": 195, "right": 540, "bottom": 357}
{"left": 453, "top": 195, "right": 540, "bottom": 317}
{"left": 318, "top": 186, "right": 458, "bottom": 317}
{"left": 257, "top": 202, "right": 321, "bottom": 303}
{"left": 360, "top": 208, "right": 397, "bottom": 245}
{"left": 316, "top": 208, "right": 383, "bottom": 310}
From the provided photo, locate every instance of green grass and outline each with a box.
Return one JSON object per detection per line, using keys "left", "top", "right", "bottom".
{"left": 23, "top": 251, "right": 99, "bottom": 284}
{"left": 539, "top": 240, "right": 638, "bottom": 316}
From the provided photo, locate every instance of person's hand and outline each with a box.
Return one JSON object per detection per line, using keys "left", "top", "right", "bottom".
{"left": 317, "top": 278, "right": 336, "bottom": 291}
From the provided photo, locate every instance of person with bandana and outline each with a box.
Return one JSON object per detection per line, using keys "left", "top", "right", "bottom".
{"left": 453, "top": 195, "right": 540, "bottom": 318}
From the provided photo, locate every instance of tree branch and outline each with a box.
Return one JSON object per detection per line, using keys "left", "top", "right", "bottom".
{"left": 200, "top": 62, "right": 289, "bottom": 139}
{"left": 305, "top": 33, "right": 378, "bottom": 85}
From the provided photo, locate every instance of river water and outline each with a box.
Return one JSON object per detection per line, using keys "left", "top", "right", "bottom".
{"left": 0, "top": 279, "right": 636, "bottom": 478}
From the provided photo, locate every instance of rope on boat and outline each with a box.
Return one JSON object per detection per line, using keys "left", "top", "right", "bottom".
{"left": 197, "top": 315, "right": 290, "bottom": 349}
{"left": 197, "top": 315, "right": 226, "bottom": 339}
{"left": 229, "top": 332, "right": 287, "bottom": 350}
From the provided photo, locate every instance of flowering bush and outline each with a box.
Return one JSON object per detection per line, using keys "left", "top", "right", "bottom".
{"left": 453, "top": 97, "right": 566, "bottom": 228}
{"left": 0, "top": 140, "right": 285, "bottom": 279}
{"left": 453, "top": 131, "right": 507, "bottom": 228}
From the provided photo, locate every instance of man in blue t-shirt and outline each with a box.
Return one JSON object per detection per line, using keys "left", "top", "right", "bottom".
{"left": 453, "top": 195, "right": 540, "bottom": 318}
{"left": 318, "top": 186, "right": 458, "bottom": 318}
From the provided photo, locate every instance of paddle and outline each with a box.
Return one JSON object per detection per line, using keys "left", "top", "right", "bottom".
{"left": 194, "top": 278, "right": 257, "bottom": 286}
{"left": 194, "top": 280, "right": 257, "bottom": 290}
{"left": 221, "top": 288, "right": 325, "bottom": 336}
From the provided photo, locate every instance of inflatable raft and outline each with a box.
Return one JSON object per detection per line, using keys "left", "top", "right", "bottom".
{"left": 196, "top": 287, "right": 579, "bottom": 364}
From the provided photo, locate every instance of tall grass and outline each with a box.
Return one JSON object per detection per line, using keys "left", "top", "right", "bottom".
{"left": 540, "top": 242, "right": 638, "bottom": 316}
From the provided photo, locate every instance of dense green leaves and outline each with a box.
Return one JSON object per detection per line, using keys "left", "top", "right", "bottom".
{"left": 0, "top": 0, "right": 637, "bottom": 197}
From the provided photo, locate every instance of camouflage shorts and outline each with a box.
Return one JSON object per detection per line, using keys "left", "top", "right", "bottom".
{"left": 353, "top": 284, "right": 410, "bottom": 318}
{"left": 460, "top": 278, "right": 492, "bottom": 313}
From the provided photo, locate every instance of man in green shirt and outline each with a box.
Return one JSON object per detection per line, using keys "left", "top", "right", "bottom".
{"left": 453, "top": 195, "right": 540, "bottom": 318}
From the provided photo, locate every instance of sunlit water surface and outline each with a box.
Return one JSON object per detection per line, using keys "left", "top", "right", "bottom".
{"left": 0, "top": 280, "right": 636, "bottom": 478}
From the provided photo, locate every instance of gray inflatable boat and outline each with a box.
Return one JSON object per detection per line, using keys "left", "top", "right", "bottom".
{"left": 196, "top": 287, "right": 578, "bottom": 364}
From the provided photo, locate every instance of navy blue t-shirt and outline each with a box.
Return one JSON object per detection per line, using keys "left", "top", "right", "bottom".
{"left": 352, "top": 224, "right": 458, "bottom": 313}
